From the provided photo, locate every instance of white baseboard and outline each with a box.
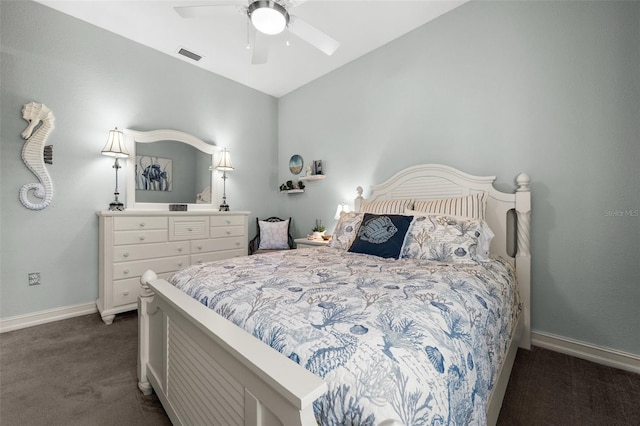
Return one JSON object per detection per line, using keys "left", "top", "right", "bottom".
{"left": 0, "top": 302, "right": 98, "bottom": 333}
{"left": 531, "top": 331, "right": 640, "bottom": 375}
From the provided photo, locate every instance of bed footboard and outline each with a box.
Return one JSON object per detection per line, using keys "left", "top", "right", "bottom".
{"left": 138, "top": 270, "right": 327, "bottom": 426}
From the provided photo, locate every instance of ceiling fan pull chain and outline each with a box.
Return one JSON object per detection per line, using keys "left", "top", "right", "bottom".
{"left": 246, "top": 17, "right": 251, "bottom": 50}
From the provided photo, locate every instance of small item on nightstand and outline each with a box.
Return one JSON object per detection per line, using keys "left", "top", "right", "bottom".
{"left": 311, "top": 219, "right": 325, "bottom": 239}
{"left": 169, "top": 204, "right": 187, "bottom": 211}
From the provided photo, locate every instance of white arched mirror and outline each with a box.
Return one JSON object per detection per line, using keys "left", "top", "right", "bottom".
{"left": 123, "top": 129, "right": 220, "bottom": 210}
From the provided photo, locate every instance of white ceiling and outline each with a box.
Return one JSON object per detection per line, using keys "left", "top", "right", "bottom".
{"left": 36, "top": 0, "right": 468, "bottom": 98}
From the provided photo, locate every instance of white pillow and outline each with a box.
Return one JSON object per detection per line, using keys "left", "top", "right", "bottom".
{"left": 258, "top": 219, "right": 290, "bottom": 250}
{"left": 413, "top": 193, "right": 487, "bottom": 220}
{"left": 402, "top": 212, "right": 494, "bottom": 262}
{"left": 328, "top": 211, "right": 364, "bottom": 250}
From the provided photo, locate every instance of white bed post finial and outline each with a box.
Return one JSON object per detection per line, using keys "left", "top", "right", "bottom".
{"left": 514, "top": 173, "right": 531, "bottom": 349}
{"left": 138, "top": 270, "right": 157, "bottom": 395}
{"left": 354, "top": 186, "right": 364, "bottom": 212}
{"left": 516, "top": 172, "right": 531, "bottom": 192}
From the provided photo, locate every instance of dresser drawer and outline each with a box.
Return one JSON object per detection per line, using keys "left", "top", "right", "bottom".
{"left": 191, "top": 237, "right": 245, "bottom": 254}
{"left": 112, "top": 278, "right": 142, "bottom": 307}
{"left": 209, "top": 225, "right": 245, "bottom": 239}
{"left": 113, "top": 256, "right": 190, "bottom": 280}
{"left": 210, "top": 216, "right": 245, "bottom": 227}
{"left": 114, "top": 216, "right": 167, "bottom": 231}
{"left": 114, "top": 229, "right": 168, "bottom": 246}
{"left": 169, "top": 217, "right": 209, "bottom": 241}
{"left": 112, "top": 272, "right": 174, "bottom": 307}
{"left": 191, "top": 249, "right": 246, "bottom": 265}
{"left": 114, "top": 241, "right": 189, "bottom": 262}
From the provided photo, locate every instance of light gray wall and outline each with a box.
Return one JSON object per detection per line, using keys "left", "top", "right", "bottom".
{"left": 0, "top": 1, "right": 279, "bottom": 318}
{"left": 278, "top": 1, "right": 640, "bottom": 355}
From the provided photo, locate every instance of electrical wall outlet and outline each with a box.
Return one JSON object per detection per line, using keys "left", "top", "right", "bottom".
{"left": 28, "top": 272, "right": 41, "bottom": 286}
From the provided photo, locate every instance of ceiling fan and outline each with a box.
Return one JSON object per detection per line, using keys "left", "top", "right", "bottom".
{"left": 174, "top": 0, "right": 340, "bottom": 64}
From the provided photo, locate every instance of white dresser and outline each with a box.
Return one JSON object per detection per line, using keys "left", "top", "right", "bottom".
{"left": 97, "top": 210, "right": 249, "bottom": 324}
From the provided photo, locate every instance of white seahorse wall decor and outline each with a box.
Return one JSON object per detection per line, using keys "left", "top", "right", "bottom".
{"left": 19, "top": 102, "right": 55, "bottom": 210}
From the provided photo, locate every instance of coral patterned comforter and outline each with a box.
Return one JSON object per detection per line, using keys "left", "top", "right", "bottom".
{"left": 169, "top": 247, "right": 520, "bottom": 425}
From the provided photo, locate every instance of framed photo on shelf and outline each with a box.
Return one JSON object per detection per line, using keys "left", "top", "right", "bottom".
{"left": 313, "top": 160, "right": 323, "bottom": 175}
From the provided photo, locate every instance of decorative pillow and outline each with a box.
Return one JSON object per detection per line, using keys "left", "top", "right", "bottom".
{"left": 474, "top": 220, "right": 494, "bottom": 260}
{"left": 348, "top": 213, "right": 413, "bottom": 259}
{"left": 258, "top": 219, "right": 290, "bottom": 250}
{"left": 400, "top": 214, "right": 494, "bottom": 264}
{"left": 328, "top": 211, "right": 364, "bottom": 250}
{"left": 360, "top": 198, "right": 413, "bottom": 215}
{"left": 413, "top": 193, "right": 487, "bottom": 220}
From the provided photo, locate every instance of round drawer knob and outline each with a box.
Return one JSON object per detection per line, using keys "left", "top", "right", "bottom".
{"left": 123, "top": 270, "right": 129, "bottom": 275}
{"left": 139, "top": 223, "right": 145, "bottom": 227}
{"left": 139, "top": 236, "right": 146, "bottom": 241}
{"left": 197, "top": 260, "right": 203, "bottom": 264}
{"left": 225, "top": 220, "right": 231, "bottom": 224}
{"left": 235, "top": 242, "right": 240, "bottom": 246}
{"left": 178, "top": 247, "right": 183, "bottom": 252}
{"left": 123, "top": 291, "right": 129, "bottom": 296}
{"left": 178, "top": 262, "right": 183, "bottom": 267}
{"left": 123, "top": 253, "right": 129, "bottom": 258}
{"left": 188, "top": 227, "right": 193, "bottom": 232}
{"left": 197, "top": 245, "right": 202, "bottom": 250}
{"left": 226, "top": 231, "right": 231, "bottom": 235}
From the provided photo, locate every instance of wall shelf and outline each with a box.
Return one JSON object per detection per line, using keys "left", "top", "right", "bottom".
{"left": 299, "top": 175, "right": 325, "bottom": 181}
{"left": 281, "top": 189, "right": 304, "bottom": 194}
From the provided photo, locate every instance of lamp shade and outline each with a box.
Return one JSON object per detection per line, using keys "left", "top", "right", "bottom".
{"left": 334, "top": 203, "right": 350, "bottom": 220}
{"left": 216, "top": 148, "right": 234, "bottom": 171}
{"left": 101, "top": 127, "right": 129, "bottom": 158}
{"left": 249, "top": 1, "right": 289, "bottom": 35}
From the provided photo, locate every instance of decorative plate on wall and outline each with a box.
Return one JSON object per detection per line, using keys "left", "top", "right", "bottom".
{"left": 289, "top": 154, "right": 303, "bottom": 175}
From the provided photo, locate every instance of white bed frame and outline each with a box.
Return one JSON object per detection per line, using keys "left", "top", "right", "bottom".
{"left": 138, "top": 164, "right": 531, "bottom": 426}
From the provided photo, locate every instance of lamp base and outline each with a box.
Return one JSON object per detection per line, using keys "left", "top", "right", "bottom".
{"left": 219, "top": 203, "right": 230, "bottom": 212}
{"left": 109, "top": 200, "right": 125, "bottom": 211}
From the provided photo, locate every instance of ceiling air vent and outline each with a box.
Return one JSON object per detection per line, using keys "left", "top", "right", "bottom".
{"left": 177, "top": 47, "right": 202, "bottom": 62}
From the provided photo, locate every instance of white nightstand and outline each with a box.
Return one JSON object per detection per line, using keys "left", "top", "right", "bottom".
{"left": 294, "top": 238, "right": 330, "bottom": 249}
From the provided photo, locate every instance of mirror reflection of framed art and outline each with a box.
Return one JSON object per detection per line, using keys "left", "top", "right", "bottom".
{"left": 289, "top": 154, "right": 303, "bottom": 175}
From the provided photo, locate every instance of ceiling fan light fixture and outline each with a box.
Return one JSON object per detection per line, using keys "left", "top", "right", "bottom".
{"left": 248, "top": 1, "right": 289, "bottom": 35}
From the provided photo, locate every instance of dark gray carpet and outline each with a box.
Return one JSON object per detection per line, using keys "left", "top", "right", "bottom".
{"left": 1, "top": 312, "right": 638, "bottom": 425}
{"left": 0, "top": 311, "right": 170, "bottom": 426}
{"left": 498, "top": 346, "right": 640, "bottom": 425}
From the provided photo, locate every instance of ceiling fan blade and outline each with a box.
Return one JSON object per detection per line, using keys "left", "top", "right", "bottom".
{"left": 174, "top": 3, "right": 242, "bottom": 19}
{"left": 288, "top": 15, "right": 339, "bottom": 56}
{"left": 284, "top": 0, "right": 310, "bottom": 8}
{"left": 249, "top": 25, "right": 270, "bottom": 64}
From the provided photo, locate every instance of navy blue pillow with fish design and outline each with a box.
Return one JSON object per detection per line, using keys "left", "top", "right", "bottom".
{"left": 348, "top": 213, "right": 413, "bottom": 259}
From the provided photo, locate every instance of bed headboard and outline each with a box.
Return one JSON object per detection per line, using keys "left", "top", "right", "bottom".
{"left": 355, "top": 164, "right": 531, "bottom": 348}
